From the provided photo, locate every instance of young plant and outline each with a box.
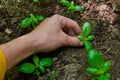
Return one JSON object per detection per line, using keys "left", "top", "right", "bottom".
{"left": 21, "top": 13, "right": 45, "bottom": 28}
{"left": 77, "top": 22, "right": 94, "bottom": 52}
{"left": 33, "top": 0, "right": 40, "bottom": 3}
{"left": 60, "top": 0, "right": 84, "bottom": 13}
{"left": 87, "top": 49, "right": 111, "bottom": 80}
{"left": 77, "top": 22, "right": 111, "bottom": 80}
{"left": 18, "top": 55, "right": 53, "bottom": 76}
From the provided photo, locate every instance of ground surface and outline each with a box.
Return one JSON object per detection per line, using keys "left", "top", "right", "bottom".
{"left": 0, "top": 0, "right": 120, "bottom": 80}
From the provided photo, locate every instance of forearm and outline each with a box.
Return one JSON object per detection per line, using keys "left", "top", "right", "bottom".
{"left": 0, "top": 34, "right": 36, "bottom": 70}
{"left": 0, "top": 14, "right": 82, "bottom": 71}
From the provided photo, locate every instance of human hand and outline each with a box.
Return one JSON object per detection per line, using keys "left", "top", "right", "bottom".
{"left": 28, "top": 14, "right": 82, "bottom": 53}
{"left": 0, "top": 14, "right": 82, "bottom": 69}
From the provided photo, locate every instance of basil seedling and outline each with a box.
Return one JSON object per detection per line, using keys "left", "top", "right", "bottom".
{"left": 87, "top": 49, "right": 111, "bottom": 80}
{"left": 18, "top": 55, "right": 53, "bottom": 76}
{"left": 21, "top": 14, "right": 45, "bottom": 28}
{"left": 77, "top": 22, "right": 94, "bottom": 52}
{"left": 33, "top": 0, "right": 40, "bottom": 3}
{"left": 60, "top": 0, "right": 84, "bottom": 13}
{"left": 77, "top": 22, "right": 111, "bottom": 80}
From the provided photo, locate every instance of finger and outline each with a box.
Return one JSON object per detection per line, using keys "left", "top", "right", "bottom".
{"left": 60, "top": 16, "right": 82, "bottom": 35}
{"left": 63, "top": 33, "right": 83, "bottom": 47}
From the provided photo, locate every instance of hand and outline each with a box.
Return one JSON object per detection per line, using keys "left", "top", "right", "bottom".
{"left": 27, "top": 14, "right": 82, "bottom": 53}
{"left": 0, "top": 14, "right": 82, "bottom": 70}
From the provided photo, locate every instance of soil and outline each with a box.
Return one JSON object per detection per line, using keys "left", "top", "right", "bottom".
{"left": 0, "top": 0, "right": 120, "bottom": 80}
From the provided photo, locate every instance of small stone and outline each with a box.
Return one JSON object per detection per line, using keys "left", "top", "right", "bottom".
{"left": 5, "top": 28, "right": 12, "bottom": 35}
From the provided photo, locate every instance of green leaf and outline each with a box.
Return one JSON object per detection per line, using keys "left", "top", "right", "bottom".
{"left": 69, "top": 1, "right": 74, "bottom": 9}
{"left": 87, "top": 35, "right": 95, "bottom": 41}
{"left": 30, "top": 14, "right": 38, "bottom": 24}
{"left": 74, "top": 5, "right": 84, "bottom": 11}
{"left": 70, "top": 1, "right": 74, "bottom": 5}
{"left": 86, "top": 67, "right": 102, "bottom": 75}
{"left": 84, "top": 41, "right": 92, "bottom": 52}
{"left": 77, "top": 36, "right": 84, "bottom": 41}
{"left": 18, "top": 63, "right": 35, "bottom": 73}
{"left": 40, "top": 58, "right": 53, "bottom": 67}
{"left": 33, "top": 55, "right": 39, "bottom": 66}
{"left": 66, "top": 1, "right": 75, "bottom": 13}
{"left": 98, "top": 75, "right": 105, "bottom": 80}
{"left": 36, "top": 16, "right": 45, "bottom": 22}
{"left": 39, "top": 66, "right": 45, "bottom": 73}
{"left": 20, "top": 17, "right": 33, "bottom": 28}
{"left": 102, "top": 61, "right": 111, "bottom": 73}
{"left": 98, "top": 74, "right": 110, "bottom": 80}
{"left": 60, "top": 0, "right": 70, "bottom": 6}
{"left": 88, "top": 49, "right": 104, "bottom": 69}
{"left": 82, "top": 22, "right": 92, "bottom": 37}
{"left": 33, "top": 0, "right": 39, "bottom": 3}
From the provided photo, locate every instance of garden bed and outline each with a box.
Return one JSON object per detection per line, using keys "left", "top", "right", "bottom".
{"left": 0, "top": 0, "right": 120, "bottom": 80}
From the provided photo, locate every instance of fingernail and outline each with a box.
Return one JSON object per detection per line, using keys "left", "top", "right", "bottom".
{"left": 80, "top": 42, "right": 84, "bottom": 46}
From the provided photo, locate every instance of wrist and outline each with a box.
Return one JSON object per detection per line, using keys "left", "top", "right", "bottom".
{"left": 19, "top": 34, "right": 36, "bottom": 53}
{"left": 26, "top": 32, "right": 44, "bottom": 53}
{"left": 0, "top": 34, "right": 36, "bottom": 70}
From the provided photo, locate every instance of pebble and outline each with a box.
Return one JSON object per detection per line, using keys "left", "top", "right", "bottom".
{"left": 5, "top": 28, "right": 12, "bottom": 35}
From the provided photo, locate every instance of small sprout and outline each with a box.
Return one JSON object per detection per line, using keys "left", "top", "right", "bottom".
{"left": 77, "top": 22, "right": 111, "bottom": 80}
{"left": 33, "top": 0, "right": 40, "bottom": 3}
{"left": 60, "top": 0, "right": 84, "bottom": 13}
{"left": 87, "top": 49, "right": 111, "bottom": 80}
{"left": 21, "top": 14, "right": 45, "bottom": 28}
{"left": 18, "top": 55, "right": 53, "bottom": 76}
{"left": 77, "top": 22, "right": 94, "bottom": 52}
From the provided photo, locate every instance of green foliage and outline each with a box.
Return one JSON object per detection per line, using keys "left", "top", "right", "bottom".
{"left": 82, "top": 22, "right": 92, "bottom": 37}
{"left": 97, "top": 73, "right": 110, "bottom": 80}
{"left": 87, "top": 67, "right": 102, "bottom": 75}
{"left": 60, "top": 0, "right": 84, "bottom": 13}
{"left": 21, "top": 14, "right": 45, "bottom": 28}
{"left": 77, "top": 22, "right": 94, "bottom": 52}
{"left": 18, "top": 63, "right": 35, "bottom": 73}
{"left": 33, "top": 0, "right": 40, "bottom": 3}
{"left": 18, "top": 55, "right": 53, "bottom": 76}
{"left": 84, "top": 41, "right": 92, "bottom": 52}
{"left": 77, "top": 22, "right": 111, "bottom": 80}
{"left": 87, "top": 50, "right": 111, "bottom": 80}
{"left": 40, "top": 58, "right": 53, "bottom": 67}
{"left": 87, "top": 49, "right": 104, "bottom": 69}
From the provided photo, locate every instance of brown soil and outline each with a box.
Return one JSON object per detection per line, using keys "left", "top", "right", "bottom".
{"left": 0, "top": 0, "right": 120, "bottom": 80}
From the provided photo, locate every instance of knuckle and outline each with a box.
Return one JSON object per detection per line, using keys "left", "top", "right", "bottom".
{"left": 59, "top": 16, "right": 66, "bottom": 27}
{"left": 73, "top": 20, "right": 77, "bottom": 25}
{"left": 53, "top": 14, "right": 61, "bottom": 18}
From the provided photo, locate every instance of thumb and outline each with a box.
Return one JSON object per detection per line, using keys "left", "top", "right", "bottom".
{"left": 64, "top": 35, "right": 83, "bottom": 47}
